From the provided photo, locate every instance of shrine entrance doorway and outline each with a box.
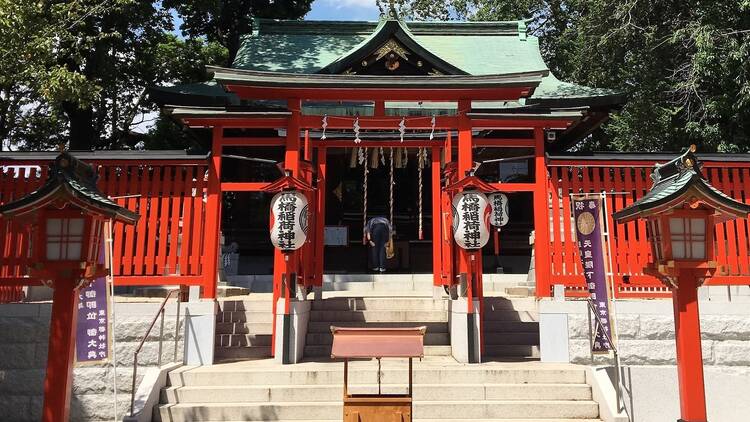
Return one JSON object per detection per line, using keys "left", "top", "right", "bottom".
{"left": 323, "top": 146, "right": 435, "bottom": 274}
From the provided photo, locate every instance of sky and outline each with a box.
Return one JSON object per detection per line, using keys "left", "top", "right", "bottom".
{"left": 305, "top": 0, "right": 382, "bottom": 21}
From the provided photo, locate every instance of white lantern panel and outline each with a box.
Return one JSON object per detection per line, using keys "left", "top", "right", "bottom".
{"left": 269, "top": 191, "right": 309, "bottom": 251}
{"left": 452, "top": 190, "right": 491, "bottom": 250}
{"left": 489, "top": 193, "right": 509, "bottom": 227}
{"left": 46, "top": 218, "right": 85, "bottom": 261}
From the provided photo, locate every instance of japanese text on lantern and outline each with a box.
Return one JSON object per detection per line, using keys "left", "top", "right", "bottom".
{"left": 461, "top": 194, "right": 481, "bottom": 248}
{"left": 276, "top": 193, "right": 297, "bottom": 250}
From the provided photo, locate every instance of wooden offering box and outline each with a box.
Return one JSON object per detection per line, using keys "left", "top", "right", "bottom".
{"left": 331, "top": 326, "right": 426, "bottom": 422}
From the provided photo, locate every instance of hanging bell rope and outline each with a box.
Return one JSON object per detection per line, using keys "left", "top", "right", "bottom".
{"left": 418, "top": 147, "right": 424, "bottom": 240}
{"left": 362, "top": 147, "right": 369, "bottom": 240}
{"left": 389, "top": 147, "right": 395, "bottom": 233}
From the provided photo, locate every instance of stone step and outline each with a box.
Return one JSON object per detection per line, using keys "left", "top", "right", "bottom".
{"left": 483, "top": 332, "right": 539, "bottom": 346}
{"left": 309, "top": 309, "right": 448, "bottom": 322}
{"left": 216, "top": 334, "right": 272, "bottom": 347}
{"left": 482, "top": 297, "right": 538, "bottom": 311}
{"left": 311, "top": 297, "right": 449, "bottom": 311}
{"left": 169, "top": 366, "right": 586, "bottom": 387}
{"left": 218, "top": 300, "right": 272, "bottom": 312}
{"left": 216, "top": 321, "right": 274, "bottom": 334}
{"left": 484, "top": 345, "right": 541, "bottom": 358}
{"left": 163, "top": 383, "right": 592, "bottom": 404}
{"left": 158, "top": 400, "right": 598, "bottom": 421}
{"left": 217, "top": 311, "right": 273, "bottom": 324}
{"left": 307, "top": 321, "right": 449, "bottom": 333}
{"left": 417, "top": 419, "right": 601, "bottom": 422}
{"left": 483, "top": 310, "right": 538, "bottom": 322}
{"left": 214, "top": 346, "right": 272, "bottom": 361}
{"left": 481, "top": 320, "right": 539, "bottom": 332}
{"left": 303, "top": 345, "right": 452, "bottom": 357}
{"left": 416, "top": 401, "right": 599, "bottom": 419}
{"left": 305, "top": 331, "right": 449, "bottom": 346}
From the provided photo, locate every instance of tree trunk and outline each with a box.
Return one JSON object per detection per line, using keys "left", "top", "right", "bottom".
{"left": 63, "top": 102, "right": 96, "bottom": 151}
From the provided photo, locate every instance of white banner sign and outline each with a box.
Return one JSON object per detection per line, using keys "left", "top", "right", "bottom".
{"left": 452, "top": 190, "right": 491, "bottom": 250}
{"left": 269, "top": 191, "right": 309, "bottom": 251}
{"left": 489, "top": 193, "right": 509, "bottom": 227}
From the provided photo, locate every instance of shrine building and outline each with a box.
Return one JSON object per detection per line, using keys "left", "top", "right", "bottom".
{"left": 3, "top": 11, "right": 750, "bottom": 422}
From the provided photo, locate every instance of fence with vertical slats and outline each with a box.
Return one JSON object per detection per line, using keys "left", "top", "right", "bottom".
{"left": 546, "top": 155, "right": 750, "bottom": 298}
{"left": 0, "top": 155, "right": 209, "bottom": 293}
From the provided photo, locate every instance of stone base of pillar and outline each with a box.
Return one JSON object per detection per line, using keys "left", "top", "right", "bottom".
{"left": 274, "top": 299, "right": 311, "bottom": 364}
{"left": 183, "top": 300, "right": 218, "bottom": 365}
{"left": 449, "top": 297, "right": 481, "bottom": 363}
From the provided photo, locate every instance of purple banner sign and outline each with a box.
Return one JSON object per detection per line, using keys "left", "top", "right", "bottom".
{"left": 76, "top": 245, "right": 110, "bottom": 363}
{"left": 572, "top": 196, "right": 614, "bottom": 353}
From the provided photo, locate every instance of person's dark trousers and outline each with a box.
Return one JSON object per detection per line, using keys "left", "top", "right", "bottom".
{"left": 370, "top": 223, "right": 389, "bottom": 270}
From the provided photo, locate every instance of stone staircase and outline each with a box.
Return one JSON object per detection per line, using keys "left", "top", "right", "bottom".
{"left": 215, "top": 299, "right": 273, "bottom": 362}
{"left": 483, "top": 296, "right": 540, "bottom": 360}
{"left": 156, "top": 360, "right": 602, "bottom": 421}
{"left": 305, "top": 297, "right": 452, "bottom": 357}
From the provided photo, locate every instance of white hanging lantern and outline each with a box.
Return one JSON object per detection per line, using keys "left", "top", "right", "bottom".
{"left": 269, "top": 191, "right": 309, "bottom": 251}
{"left": 451, "top": 190, "right": 491, "bottom": 250}
{"left": 489, "top": 193, "right": 510, "bottom": 227}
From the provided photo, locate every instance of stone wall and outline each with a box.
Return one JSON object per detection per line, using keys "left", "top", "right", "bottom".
{"left": 0, "top": 301, "right": 183, "bottom": 422}
{"left": 559, "top": 297, "right": 750, "bottom": 366}
{"left": 540, "top": 291, "right": 750, "bottom": 422}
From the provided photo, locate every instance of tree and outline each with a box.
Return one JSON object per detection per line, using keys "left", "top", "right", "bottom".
{"left": 393, "top": 0, "right": 750, "bottom": 153}
{"left": 0, "top": 0, "right": 227, "bottom": 151}
{"left": 165, "top": 0, "right": 314, "bottom": 67}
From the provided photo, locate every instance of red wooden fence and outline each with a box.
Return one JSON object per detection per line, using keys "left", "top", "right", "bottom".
{"left": 546, "top": 156, "right": 750, "bottom": 298}
{"left": 0, "top": 158, "right": 210, "bottom": 292}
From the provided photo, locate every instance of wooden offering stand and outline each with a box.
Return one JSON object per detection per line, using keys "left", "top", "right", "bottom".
{"left": 330, "top": 326, "right": 426, "bottom": 422}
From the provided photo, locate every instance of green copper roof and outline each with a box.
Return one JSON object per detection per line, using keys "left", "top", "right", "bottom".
{"left": 233, "top": 18, "right": 545, "bottom": 76}
{"left": 231, "top": 17, "right": 619, "bottom": 105}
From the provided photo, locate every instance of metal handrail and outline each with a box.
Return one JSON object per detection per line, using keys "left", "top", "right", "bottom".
{"left": 586, "top": 299, "right": 623, "bottom": 413}
{"left": 130, "top": 289, "right": 182, "bottom": 416}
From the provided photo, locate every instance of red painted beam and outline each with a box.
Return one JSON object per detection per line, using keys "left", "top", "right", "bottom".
{"left": 312, "top": 140, "right": 444, "bottom": 148}
{"left": 0, "top": 278, "right": 43, "bottom": 286}
{"left": 227, "top": 85, "right": 531, "bottom": 102}
{"left": 470, "top": 118, "right": 574, "bottom": 130}
{"left": 302, "top": 115, "right": 458, "bottom": 130}
{"left": 219, "top": 137, "right": 286, "bottom": 146}
{"left": 183, "top": 117, "right": 289, "bottom": 128}
{"left": 488, "top": 183, "right": 537, "bottom": 192}
{"left": 220, "top": 182, "right": 272, "bottom": 192}
{"left": 111, "top": 276, "right": 205, "bottom": 286}
{"left": 473, "top": 139, "right": 536, "bottom": 148}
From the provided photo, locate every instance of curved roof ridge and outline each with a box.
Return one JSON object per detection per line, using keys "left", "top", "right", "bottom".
{"left": 317, "top": 17, "right": 468, "bottom": 75}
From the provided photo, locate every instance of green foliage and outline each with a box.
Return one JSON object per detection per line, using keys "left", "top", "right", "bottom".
{"left": 401, "top": 0, "right": 750, "bottom": 153}
{"left": 164, "top": 0, "right": 314, "bottom": 66}
{"left": 0, "top": 0, "right": 227, "bottom": 151}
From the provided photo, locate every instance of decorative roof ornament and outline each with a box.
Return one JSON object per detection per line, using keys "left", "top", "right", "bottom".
{"left": 0, "top": 151, "right": 139, "bottom": 225}
{"left": 387, "top": 0, "right": 398, "bottom": 20}
{"left": 613, "top": 145, "right": 750, "bottom": 224}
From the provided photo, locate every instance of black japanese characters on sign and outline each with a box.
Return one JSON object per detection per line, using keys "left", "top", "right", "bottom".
{"left": 489, "top": 193, "right": 509, "bottom": 227}
{"left": 452, "top": 191, "right": 491, "bottom": 250}
{"left": 572, "top": 196, "right": 614, "bottom": 353}
{"left": 270, "top": 191, "right": 308, "bottom": 251}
